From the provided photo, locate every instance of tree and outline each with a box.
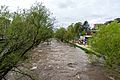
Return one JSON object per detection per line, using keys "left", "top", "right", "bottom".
{"left": 54, "top": 22, "right": 84, "bottom": 42}
{"left": 65, "top": 23, "right": 76, "bottom": 41}
{"left": 54, "top": 27, "right": 66, "bottom": 42}
{"left": 74, "top": 22, "right": 82, "bottom": 39}
{"left": 0, "top": 3, "right": 54, "bottom": 79}
{"left": 82, "top": 21, "right": 90, "bottom": 32}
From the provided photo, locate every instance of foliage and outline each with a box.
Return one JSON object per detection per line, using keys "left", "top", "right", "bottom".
{"left": 54, "top": 21, "right": 87, "bottom": 42}
{"left": 90, "top": 21, "right": 120, "bottom": 71}
{"left": 54, "top": 23, "right": 81, "bottom": 42}
{"left": 82, "top": 21, "right": 90, "bottom": 31}
{"left": 65, "top": 23, "right": 76, "bottom": 41}
{"left": 74, "top": 22, "right": 83, "bottom": 38}
{"left": 0, "top": 3, "right": 53, "bottom": 79}
{"left": 81, "top": 31, "right": 86, "bottom": 36}
{"left": 54, "top": 27, "right": 66, "bottom": 42}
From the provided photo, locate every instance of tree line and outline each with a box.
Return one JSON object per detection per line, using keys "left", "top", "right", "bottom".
{"left": 54, "top": 21, "right": 90, "bottom": 42}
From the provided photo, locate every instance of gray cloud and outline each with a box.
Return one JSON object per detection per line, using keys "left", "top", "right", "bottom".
{"left": 56, "top": 0, "right": 77, "bottom": 9}
{"left": 56, "top": 0, "right": 120, "bottom": 25}
{"left": 1, "top": 0, "right": 120, "bottom": 27}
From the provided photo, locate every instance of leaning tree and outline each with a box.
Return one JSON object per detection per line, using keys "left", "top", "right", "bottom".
{"left": 0, "top": 3, "right": 54, "bottom": 79}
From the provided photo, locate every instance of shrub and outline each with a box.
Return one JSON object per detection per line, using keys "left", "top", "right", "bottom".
{"left": 90, "top": 21, "right": 120, "bottom": 70}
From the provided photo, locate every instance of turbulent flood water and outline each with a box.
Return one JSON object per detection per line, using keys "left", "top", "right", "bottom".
{"left": 7, "top": 40, "right": 111, "bottom": 80}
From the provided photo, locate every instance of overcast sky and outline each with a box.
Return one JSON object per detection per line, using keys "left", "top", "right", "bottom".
{"left": 0, "top": 0, "right": 120, "bottom": 27}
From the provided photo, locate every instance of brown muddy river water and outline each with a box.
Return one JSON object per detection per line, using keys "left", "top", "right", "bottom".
{"left": 7, "top": 40, "right": 111, "bottom": 80}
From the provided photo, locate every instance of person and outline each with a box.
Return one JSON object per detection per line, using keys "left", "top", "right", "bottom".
{"left": 83, "top": 37, "right": 87, "bottom": 46}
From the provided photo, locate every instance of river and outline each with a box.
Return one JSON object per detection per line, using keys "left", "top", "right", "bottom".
{"left": 7, "top": 39, "right": 111, "bottom": 80}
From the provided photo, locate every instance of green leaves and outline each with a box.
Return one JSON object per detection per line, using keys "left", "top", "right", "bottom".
{"left": 90, "top": 21, "right": 120, "bottom": 69}
{"left": 0, "top": 3, "right": 54, "bottom": 79}
{"left": 54, "top": 27, "right": 66, "bottom": 42}
{"left": 54, "top": 22, "right": 84, "bottom": 42}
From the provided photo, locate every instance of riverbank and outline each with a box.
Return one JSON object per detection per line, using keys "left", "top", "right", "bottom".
{"left": 65, "top": 41, "right": 101, "bottom": 57}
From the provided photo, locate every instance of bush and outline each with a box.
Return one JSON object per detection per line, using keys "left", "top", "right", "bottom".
{"left": 90, "top": 21, "right": 120, "bottom": 78}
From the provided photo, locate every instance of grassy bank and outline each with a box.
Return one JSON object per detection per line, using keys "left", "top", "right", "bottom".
{"left": 65, "top": 40, "right": 101, "bottom": 57}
